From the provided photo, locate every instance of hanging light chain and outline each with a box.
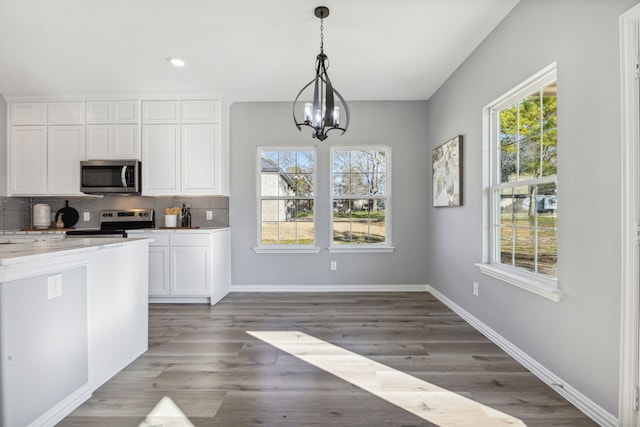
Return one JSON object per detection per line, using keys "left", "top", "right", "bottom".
{"left": 319, "top": 14, "right": 324, "bottom": 52}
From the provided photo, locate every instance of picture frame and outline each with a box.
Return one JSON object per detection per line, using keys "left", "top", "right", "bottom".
{"left": 432, "top": 135, "right": 463, "bottom": 207}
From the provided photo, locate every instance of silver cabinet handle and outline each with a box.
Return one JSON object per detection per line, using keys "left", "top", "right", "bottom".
{"left": 121, "top": 166, "right": 128, "bottom": 187}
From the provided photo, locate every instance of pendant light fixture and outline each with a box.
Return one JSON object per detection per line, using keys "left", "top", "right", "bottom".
{"left": 293, "top": 6, "right": 350, "bottom": 141}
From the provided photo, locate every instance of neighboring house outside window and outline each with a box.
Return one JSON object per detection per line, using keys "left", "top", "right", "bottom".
{"left": 329, "top": 146, "right": 394, "bottom": 253}
{"left": 256, "top": 148, "right": 316, "bottom": 252}
{"left": 479, "top": 63, "right": 560, "bottom": 301}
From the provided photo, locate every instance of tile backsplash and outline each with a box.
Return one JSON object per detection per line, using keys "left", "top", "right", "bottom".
{"left": 0, "top": 195, "right": 229, "bottom": 231}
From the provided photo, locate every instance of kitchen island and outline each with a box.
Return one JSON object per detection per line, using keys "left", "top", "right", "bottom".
{"left": 0, "top": 237, "right": 151, "bottom": 427}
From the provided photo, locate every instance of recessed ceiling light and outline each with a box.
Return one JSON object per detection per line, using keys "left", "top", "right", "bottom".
{"left": 167, "top": 57, "right": 185, "bottom": 67}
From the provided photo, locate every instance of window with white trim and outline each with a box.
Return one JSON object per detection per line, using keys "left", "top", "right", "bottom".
{"left": 330, "top": 147, "right": 392, "bottom": 250}
{"left": 257, "top": 148, "right": 316, "bottom": 248}
{"left": 487, "top": 65, "right": 558, "bottom": 285}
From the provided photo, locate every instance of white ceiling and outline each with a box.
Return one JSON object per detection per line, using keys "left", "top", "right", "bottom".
{"left": 0, "top": 0, "right": 519, "bottom": 102}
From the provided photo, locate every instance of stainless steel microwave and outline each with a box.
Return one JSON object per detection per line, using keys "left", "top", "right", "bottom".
{"left": 80, "top": 160, "right": 141, "bottom": 195}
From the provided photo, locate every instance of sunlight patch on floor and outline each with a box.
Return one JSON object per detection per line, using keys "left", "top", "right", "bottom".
{"left": 139, "top": 396, "right": 195, "bottom": 427}
{"left": 247, "top": 330, "right": 526, "bottom": 427}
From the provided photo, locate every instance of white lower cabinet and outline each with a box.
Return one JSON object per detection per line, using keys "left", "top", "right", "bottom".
{"left": 130, "top": 229, "right": 230, "bottom": 304}
{"left": 148, "top": 246, "right": 170, "bottom": 295}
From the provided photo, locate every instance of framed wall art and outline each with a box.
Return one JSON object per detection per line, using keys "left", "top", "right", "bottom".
{"left": 432, "top": 135, "right": 463, "bottom": 207}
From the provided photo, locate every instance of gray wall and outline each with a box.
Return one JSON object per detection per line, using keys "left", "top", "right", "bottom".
{"left": 0, "top": 97, "right": 6, "bottom": 196}
{"left": 426, "top": 0, "right": 636, "bottom": 416}
{"left": 229, "top": 101, "right": 429, "bottom": 287}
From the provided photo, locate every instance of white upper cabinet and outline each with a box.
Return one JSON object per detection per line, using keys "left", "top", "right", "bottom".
{"left": 47, "top": 126, "right": 85, "bottom": 194}
{"left": 181, "top": 124, "right": 221, "bottom": 194}
{"left": 48, "top": 102, "right": 85, "bottom": 125}
{"left": 142, "top": 101, "right": 180, "bottom": 124}
{"left": 9, "top": 125, "right": 84, "bottom": 196}
{"left": 87, "top": 100, "right": 139, "bottom": 124}
{"left": 142, "top": 124, "right": 180, "bottom": 194}
{"left": 142, "top": 99, "right": 225, "bottom": 196}
{"left": 87, "top": 124, "right": 139, "bottom": 159}
{"left": 86, "top": 101, "right": 140, "bottom": 159}
{"left": 11, "top": 102, "right": 47, "bottom": 125}
{"left": 10, "top": 126, "right": 47, "bottom": 194}
{"left": 181, "top": 100, "right": 220, "bottom": 124}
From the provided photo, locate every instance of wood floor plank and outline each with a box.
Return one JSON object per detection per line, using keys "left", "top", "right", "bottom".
{"left": 58, "top": 292, "right": 597, "bottom": 426}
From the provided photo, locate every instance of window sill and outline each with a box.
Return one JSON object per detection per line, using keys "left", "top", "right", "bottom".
{"left": 327, "top": 245, "right": 396, "bottom": 254}
{"left": 253, "top": 246, "right": 321, "bottom": 254}
{"left": 475, "top": 263, "right": 563, "bottom": 302}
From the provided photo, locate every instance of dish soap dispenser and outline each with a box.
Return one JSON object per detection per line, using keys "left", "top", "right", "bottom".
{"left": 56, "top": 213, "right": 65, "bottom": 228}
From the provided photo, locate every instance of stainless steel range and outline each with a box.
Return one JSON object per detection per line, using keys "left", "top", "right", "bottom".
{"left": 65, "top": 209, "right": 154, "bottom": 238}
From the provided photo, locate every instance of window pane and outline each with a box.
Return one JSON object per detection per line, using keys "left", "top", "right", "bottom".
{"left": 541, "top": 128, "right": 557, "bottom": 177}
{"left": 297, "top": 151, "right": 314, "bottom": 174}
{"left": 293, "top": 173, "right": 314, "bottom": 197}
{"left": 500, "top": 224, "right": 513, "bottom": 266}
{"left": 499, "top": 104, "right": 518, "bottom": 183}
{"left": 514, "top": 225, "right": 535, "bottom": 273}
{"left": 333, "top": 199, "right": 352, "bottom": 243}
{"left": 538, "top": 229, "right": 557, "bottom": 277}
{"left": 350, "top": 172, "right": 369, "bottom": 196}
{"left": 261, "top": 222, "right": 278, "bottom": 245}
{"left": 333, "top": 151, "right": 350, "bottom": 173}
{"left": 279, "top": 151, "right": 296, "bottom": 173}
{"left": 333, "top": 174, "right": 350, "bottom": 196}
{"left": 261, "top": 200, "right": 280, "bottom": 222}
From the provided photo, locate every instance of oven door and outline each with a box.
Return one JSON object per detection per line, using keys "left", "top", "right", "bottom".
{"left": 80, "top": 160, "right": 141, "bottom": 194}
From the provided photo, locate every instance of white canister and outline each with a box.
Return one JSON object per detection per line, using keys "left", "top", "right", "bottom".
{"left": 32, "top": 204, "right": 51, "bottom": 229}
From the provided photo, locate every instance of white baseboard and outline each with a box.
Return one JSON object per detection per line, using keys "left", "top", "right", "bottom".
{"left": 27, "top": 384, "right": 92, "bottom": 427}
{"left": 230, "top": 284, "right": 430, "bottom": 293}
{"left": 427, "top": 285, "right": 618, "bottom": 427}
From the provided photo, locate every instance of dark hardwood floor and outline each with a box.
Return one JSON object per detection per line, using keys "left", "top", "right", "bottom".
{"left": 58, "top": 292, "right": 597, "bottom": 426}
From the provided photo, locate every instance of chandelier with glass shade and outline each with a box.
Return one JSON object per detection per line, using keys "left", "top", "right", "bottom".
{"left": 293, "top": 6, "right": 350, "bottom": 141}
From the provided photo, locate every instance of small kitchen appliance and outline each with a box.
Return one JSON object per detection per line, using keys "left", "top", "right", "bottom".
{"left": 80, "top": 160, "right": 141, "bottom": 195}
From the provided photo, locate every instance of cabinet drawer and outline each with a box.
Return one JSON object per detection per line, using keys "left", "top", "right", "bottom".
{"left": 170, "top": 233, "right": 212, "bottom": 246}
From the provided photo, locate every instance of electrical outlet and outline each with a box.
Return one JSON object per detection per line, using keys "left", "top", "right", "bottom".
{"left": 48, "top": 274, "right": 63, "bottom": 299}
{"left": 473, "top": 281, "right": 479, "bottom": 296}
{"left": 83, "top": 212, "right": 90, "bottom": 221}
{"left": 206, "top": 210, "right": 213, "bottom": 220}
{"left": 331, "top": 261, "right": 337, "bottom": 271}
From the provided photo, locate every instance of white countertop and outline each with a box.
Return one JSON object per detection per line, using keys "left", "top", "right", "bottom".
{"left": 0, "top": 237, "right": 153, "bottom": 266}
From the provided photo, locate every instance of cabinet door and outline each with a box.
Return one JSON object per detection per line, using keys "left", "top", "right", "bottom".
{"left": 10, "top": 126, "right": 47, "bottom": 194}
{"left": 181, "top": 100, "right": 220, "bottom": 124}
{"left": 148, "top": 246, "right": 170, "bottom": 296}
{"left": 113, "top": 125, "right": 139, "bottom": 159}
{"left": 113, "top": 101, "right": 139, "bottom": 123}
{"left": 142, "top": 125, "right": 180, "bottom": 194}
{"left": 181, "top": 124, "right": 220, "bottom": 194}
{"left": 170, "top": 246, "right": 211, "bottom": 296}
{"left": 48, "top": 126, "right": 85, "bottom": 195}
{"left": 142, "top": 101, "right": 180, "bottom": 124}
{"left": 86, "top": 125, "right": 112, "bottom": 159}
{"left": 86, "top": 102, "right": 112, "bottom": 124}
{"left": 11, "top": 102, "right": 47, "bottom": 125}
{"left": 48, "top": 102, "right": 85, "bottom": 125}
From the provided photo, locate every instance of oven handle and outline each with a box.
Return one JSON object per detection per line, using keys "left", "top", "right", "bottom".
{"left": 121, "top": 166, "right": 128, "bottom": 188}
